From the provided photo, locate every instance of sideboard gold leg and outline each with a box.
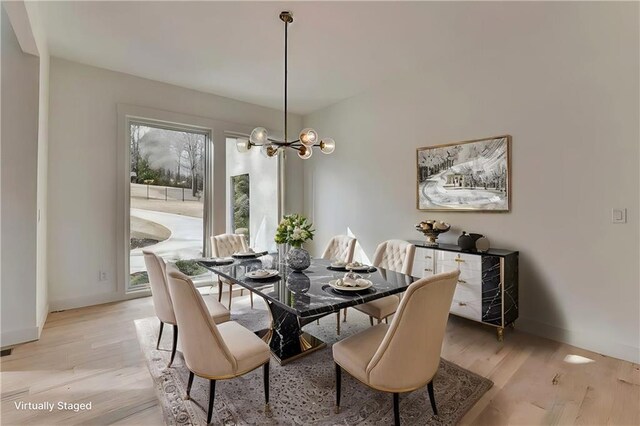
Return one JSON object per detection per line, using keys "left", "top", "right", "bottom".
{"left": 496, "top": 327, "right": 504, "bottom": 342}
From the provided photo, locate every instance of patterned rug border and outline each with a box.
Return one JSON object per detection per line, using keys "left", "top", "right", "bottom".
{"left": 135, "top": 297, "right": 493, "bottom": 425}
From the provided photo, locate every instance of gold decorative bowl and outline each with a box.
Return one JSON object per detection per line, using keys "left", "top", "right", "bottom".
{"left": 415, "top": 221, "right": 451, "bottom": 247}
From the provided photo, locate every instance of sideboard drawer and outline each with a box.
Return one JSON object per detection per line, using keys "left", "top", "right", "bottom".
{"left": 411, "top": 247, "right": 435, "bottom": 278}
{"left": 456, "top": 268, "right": 482, "bottom": 290}
{"left": 415, "top": 246, "right": 435, "bottom": 261}
{"left": 450, "top": 283, "right": 482, "bottom": 321}
{"left": 436, "top": 251, "right": 482, "bottom": 273}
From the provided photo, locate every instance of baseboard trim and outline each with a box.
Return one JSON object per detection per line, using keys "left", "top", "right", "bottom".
{"left": 37, "top": 303, "right": 49, "bottom": 337}
{"left": 0, "top": 326, "right": 39, "bottom": 348}
{"left": 49, "top": 289, "right": 151, "bottom": 312}
{"left": 517, "top": 317, "right": 639, "bottom": 364}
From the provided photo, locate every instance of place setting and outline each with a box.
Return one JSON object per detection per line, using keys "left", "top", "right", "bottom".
{"left": 244, "top": 268, "right": 280, "bottom": 281}
{"left": 197, "top": 256, "right": 235, "bottom": 267}
{"left": 327, "top": 260, "right": 377, "bottom": 273}
{"left": 232, "top": 248, "right": 269, "bottom": 259}
{"left": 325, "top": 271, "right": 376, "bottom": 296}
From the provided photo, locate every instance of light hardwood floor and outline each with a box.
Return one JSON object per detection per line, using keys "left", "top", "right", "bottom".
{"left": 1, "top": 295, "right": 638, "bottom": 425}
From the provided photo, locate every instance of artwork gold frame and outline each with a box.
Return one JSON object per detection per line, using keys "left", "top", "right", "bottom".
{"left": 416, "top": 135, "right": 512, "bottom": 212}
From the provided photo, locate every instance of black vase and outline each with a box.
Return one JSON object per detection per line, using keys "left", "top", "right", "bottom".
{"left": 457, "top": 232, "right": 475, "bottom": 250}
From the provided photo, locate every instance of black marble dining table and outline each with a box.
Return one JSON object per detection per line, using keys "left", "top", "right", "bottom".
{"left": 199, "top": 254, "right": 415, "bottom": 365}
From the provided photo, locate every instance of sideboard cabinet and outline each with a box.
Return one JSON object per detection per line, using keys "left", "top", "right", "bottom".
{"left": 410, "top": 242, "right": 519, "bottom": 341}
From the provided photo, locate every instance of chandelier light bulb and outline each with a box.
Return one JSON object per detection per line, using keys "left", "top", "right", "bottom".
{"left": 261, "top": 144, "right": 278, "bottom": 158}
{"left": 236, "top": 138, "right": 251, "bottom": 153}
{"left": 298, "top": 145, "right": 313, "bottom": 160}
{"left": 299, "top": 128, "right": 318, "bottom": 147}
{"left": 250, "top": 127, "right": 269, "bottom": 145}
{"left": 319, "top": 138, "right": 335, "bottom": 154}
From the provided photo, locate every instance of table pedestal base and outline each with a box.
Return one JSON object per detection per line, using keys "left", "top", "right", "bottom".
{"left": 260, "top": 301, "right": 326, "bottom": 365}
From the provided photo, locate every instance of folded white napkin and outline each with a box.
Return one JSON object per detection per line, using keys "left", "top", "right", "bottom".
{"left": 337, "top": 272, "right": 369, "bottom": 287}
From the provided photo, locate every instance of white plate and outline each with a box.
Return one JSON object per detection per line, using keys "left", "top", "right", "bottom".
{"left": 346, "top": 264, "right": 372, "bottom": 272}
{"left": 331, "top": 262, "right": 348, "bottom": 268}
{"left": 329, "top": 279, "right": 372, "bottom": 292}
{"left": 234, "top": 252, "right": 257, "bottom": 258}
{"left": 201, "top": 257, "right": 234, "bottom": 265}
{"left": 246, "top": 269, "right": 279, "bottom": 279}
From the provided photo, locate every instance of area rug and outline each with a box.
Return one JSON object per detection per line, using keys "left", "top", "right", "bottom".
{"left": 135, "top": 296, "right": 492, "bottom": 425}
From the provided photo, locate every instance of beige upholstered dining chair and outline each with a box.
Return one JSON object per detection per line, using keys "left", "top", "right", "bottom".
{"left": 353, "top": 240, "right": 415, "bottom": 325}
{"left": 166, "top": 264, "right": 271, "bottom": 424}
{"left": 143, "top": 251, "right": 231, "bottom": 367}
{"left": 321, "top": 235, "right": 357, "bottom": 335}
{"left": 321, "top": 235, "right": 356, "bottom": 264}
{"left": 210, "top": 233, "right": 253, "bottom": 310}
{"left": 333, "top": 269, "right": 460, "bottom": 425}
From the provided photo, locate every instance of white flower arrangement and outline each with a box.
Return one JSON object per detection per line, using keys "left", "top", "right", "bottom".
{"left": 275, "top": 214, "right": 315, "bottom": 248}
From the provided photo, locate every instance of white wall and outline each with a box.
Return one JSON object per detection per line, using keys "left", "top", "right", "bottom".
{"left": 48, "top": 58, "right": 301, "bottom": 310}
{"left": 303, "top": 2, "right": 639, "bottom": 362}
{"left": 24, "top": 0, "right": 50, "bottom": 334}
{"left": 1, "top": 6, "right": 40, "bottom": 345}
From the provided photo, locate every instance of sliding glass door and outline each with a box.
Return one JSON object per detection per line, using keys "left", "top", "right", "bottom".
{"left": 128, "top": 122, "right": 210, "bottom": 291}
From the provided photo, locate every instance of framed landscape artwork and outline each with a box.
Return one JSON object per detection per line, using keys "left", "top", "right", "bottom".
{"left": 416, "top": 135, "right": 511, "bottom": 212}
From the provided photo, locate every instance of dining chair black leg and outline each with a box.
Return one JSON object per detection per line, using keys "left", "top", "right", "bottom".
{"left": 427, "top": 381, "right": 438, "bottom": 415}
{"left": 393, "top": 393, "right": 400, "bottom": 426}
{"left": 377, "top": 318, "right": 382, "bottom": 325}
{"left": 156, "top": 321, "right": 164, "bottom": 349}
{"left": 343, "top": 308, "right": 348, "bottom": 322}
{"left": 217, "top": 278, "right": 223, "bottom": 303}
{"left": 263, "top": 361, "right": 270, "bottom": 407}
{"left": 336, "top": 311, "right": 341, "bottom": 335}
{"left": 250, "top": 291, "right": 254, "bottom": 308}
{"left": 335, "top": 363, "right": 342, "bottom": 410}
{"left": 369, "top": 316, "right": 374, "bottom": 326}
{"left": 207, "top": 379, "right": 216, "bottom": 424}
{"left": 385, "top": 317, "right": 388, "bottom": 324}
{"left": 185, "top": 371, "right": 194, "bottom": 399}
{"left": 168, "top": 325, "right": 178, "bottom": 367}
{"left": 227, "top": 284, "right": 232, "bottom": 310}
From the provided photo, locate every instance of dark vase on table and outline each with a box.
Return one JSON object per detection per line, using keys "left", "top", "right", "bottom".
{"left": 287, "top": 244, "right": 311, "bottom": 272}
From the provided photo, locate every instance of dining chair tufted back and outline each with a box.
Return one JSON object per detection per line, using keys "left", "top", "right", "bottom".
{"left": 142, "top": 250, "right": 176, "bottom": 325}
{"left": 372, "top": 239, "right": 415, "bottom": 275}
{"left": 321, "top": 235, "right": 357, "bottom": 263}
{"left": 211, "top": 234, "right": 248, "bottom": 258}
{"left": 166, "top": 264, "right": 237, "bottom": 378}
{"left": 366, "top": 269, "right": 460, "bottom": 391}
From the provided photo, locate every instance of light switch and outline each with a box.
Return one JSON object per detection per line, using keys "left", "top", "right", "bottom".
{"left": 611, "top": 208, "right": 627, "bottom": 224}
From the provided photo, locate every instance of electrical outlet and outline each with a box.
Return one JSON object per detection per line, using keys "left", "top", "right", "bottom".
{"left": 611, "top": 208, "right": 627, "bottom": 224}
{"left": 99, "top": 271, "right": 108, "bottom": 282}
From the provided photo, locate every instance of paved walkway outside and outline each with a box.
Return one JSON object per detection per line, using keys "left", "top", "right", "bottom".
{"left": 130, "top": 208, "right": 203, "bottom": 273}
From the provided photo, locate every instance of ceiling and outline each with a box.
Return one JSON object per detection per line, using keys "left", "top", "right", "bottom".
{"left": 37, "top": 1, "right": 547, "bottom": 115}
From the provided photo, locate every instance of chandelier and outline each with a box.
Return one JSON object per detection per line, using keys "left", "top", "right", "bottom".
{"left": 236, "top": 11, "right": 335, "bottom": 160}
